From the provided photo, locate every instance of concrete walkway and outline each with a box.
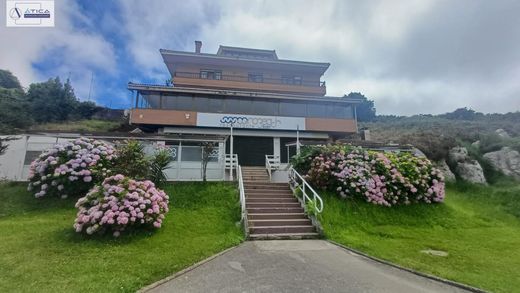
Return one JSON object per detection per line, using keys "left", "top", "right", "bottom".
{"left": 147, "top": 240, "right": 470, "bottom": 293}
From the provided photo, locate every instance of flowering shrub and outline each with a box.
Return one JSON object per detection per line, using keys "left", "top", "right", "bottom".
{"left": 27, "top": 137, "right": 116, "bottom": 198}
{"left": 74, "top": 174, "right": 169, "bottom": 236}
{"left": 293, "top": 145, "right": 445, "bottom": 206}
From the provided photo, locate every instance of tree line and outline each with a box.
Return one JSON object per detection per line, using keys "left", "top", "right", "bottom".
{"left": 0, "top": 69, "right": 101, "bottom": 133}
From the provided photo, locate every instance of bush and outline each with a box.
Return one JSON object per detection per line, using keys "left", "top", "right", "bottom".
{"left": 73, "top": 174, "right": 169, "bottom": 237}
{"left": 28, "top": 137, "right": 116, "bottom": 198}
{"left": 292, "top": 145, "right": 445, "bottom": 206}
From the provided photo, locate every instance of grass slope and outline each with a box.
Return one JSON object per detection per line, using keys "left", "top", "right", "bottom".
{"left": 0, "top": 182, "right": 243, "bottom": 292}
{"left": 320, "top": 179, "right": 520, "bottom": 293}
{"left": 29, "top": 119, "right": 121, "bottom": 132}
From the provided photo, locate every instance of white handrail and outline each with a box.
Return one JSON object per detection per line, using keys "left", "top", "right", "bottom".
{"left": 237, "top": 165, "right": 248, "bottom": 235}
{"left": 288, "top": 167, "right": 323, "bottom": 214}
{"left": 265, "top": 155, "right": 280, "bottom": 181}
{"left": 225, "top": 154, "right": 239, "bottom": 180}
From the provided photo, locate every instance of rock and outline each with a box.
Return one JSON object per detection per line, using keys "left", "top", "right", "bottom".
{"left": 448, "top": 147, "right": 469, "bottom": 163}
{"left": 495, "top": 129, "right": 511, "bottom": 138}
{"left": 471, "top": 140, "right": 480, "bottom": 148}
{"left": 435, "top": 160, "right": 456, "bottom": 182}
{"left": 483, "top": 147, "right": 520, "bottom": 179}
{"left": 420, "top": 249, "right": 448, "bottom": 257}
{"left": 448, "top": 147, "right": 487, "bottom": 184}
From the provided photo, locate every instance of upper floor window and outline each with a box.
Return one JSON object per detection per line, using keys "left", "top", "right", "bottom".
{"left": 200, "top": 70, "right": 222, "bottom": 80}
{"left": 281, "top": 75, "right": 302, "bottom": 85}
{"left": 248, "top": 73, "right": 263, "bottom": 83}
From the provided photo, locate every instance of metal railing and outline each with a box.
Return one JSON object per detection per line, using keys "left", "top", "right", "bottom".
{"left": 265, "top": 155, "right": 280, "bottom": 181}
{"left": 225, "top": 154, "right": 239, "bottom": 180}
{"left": 237, "top": 165, "right": 247, "bottom": 223}
{"left": 174, "top": 71, "right": 326, "bottom": 88}
{"left": 288, "top": 167, "right": 323, "bottom": 214}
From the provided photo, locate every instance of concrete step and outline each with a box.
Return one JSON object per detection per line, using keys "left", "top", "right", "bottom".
{"left": 248, "top": 232, "right": 320, "bottom": 240}
{"left": 248, "top": 219, "right": 312, "bottom": 226}
{"left": 248, "top": 213, "right": 307, "bottom": 220}
{"left": 245, "top": 187, "right": 292, "bottom": 192}
{"left": 247, "top": 207, "right": 304, "bottom": 213}
{"left": 249, "top": 225, "right": 316, "bottom": 234}
{"left": 244, "top": 186, "right": 291, "bottom": 191}
{"left": 243, "top": 182, "right": 288, "bottom": 186}
{"left": 247, "top": 196, "right": 295, "bottom": 201}
{"left": 247, "top": 202, "right": 301, "bottom": 208}
{"left": 247, "top": 197, "right": 298, "bottom": 203}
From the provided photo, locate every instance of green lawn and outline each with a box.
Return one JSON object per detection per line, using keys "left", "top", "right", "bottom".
{"left": 320, "top": 179, "right": 520, "bottom": 293}
{"left": 29, "top": 119, "right": 121, "bottom": 132}
{"left": 0, "top": 182, "right": 243, "bottom": 292}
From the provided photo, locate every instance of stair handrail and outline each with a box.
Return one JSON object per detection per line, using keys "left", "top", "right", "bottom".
{"left": 265, "top": 155, "right": 280, "bottom": 181}
{"left": 288, "top": 167, "right": 323, "bottom": 213}
{"left": 237, "top": 165, "right": 247, "bottom": 221}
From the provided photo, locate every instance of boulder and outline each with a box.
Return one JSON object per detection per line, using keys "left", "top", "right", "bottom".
{"left": 495, "top": 129, "right": 511, "bottom": 138}
{"left": 435, "top": 160, "right": 456, "bottom": 182}
{"left": 448, "top": 147, "right": 487, "bottom": 184}
{"left": 455, "top": 161, "right": 487, "bottom": 184}
{"left": 483, "top": 147, "right": 520, "bottom": 179}
{"left": 448, "top": 147, "right": 469, "bottom": 163}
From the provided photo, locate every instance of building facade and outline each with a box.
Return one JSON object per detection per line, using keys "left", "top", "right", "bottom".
{"left": 129, "top": 42, "right": 361, "bottom": 166}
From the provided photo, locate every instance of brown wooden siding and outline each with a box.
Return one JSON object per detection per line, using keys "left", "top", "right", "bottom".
{"left": 305, "top": 118, "right": 357, "bottom": 133}
{"left": 130, "top": 109, "right": 197, "bottom": 126}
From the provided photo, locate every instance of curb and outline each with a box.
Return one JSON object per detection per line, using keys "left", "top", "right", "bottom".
{"left": 327, "top": 240, "right": 488, "bottom": 293}
{"left": 138, "top": 244, "right": 241, "bottom": 292}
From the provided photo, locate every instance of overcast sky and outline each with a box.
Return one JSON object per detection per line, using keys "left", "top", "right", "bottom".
{"left": 1, "top": 0, "right": 519, "bottom": 115}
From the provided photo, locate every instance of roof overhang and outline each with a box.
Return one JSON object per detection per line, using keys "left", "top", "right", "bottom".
{"left": 128, "top": 83, "right": 363, "bottom": 105}
{"left": 160, "top": 49, "right": 330, "bottom": 76}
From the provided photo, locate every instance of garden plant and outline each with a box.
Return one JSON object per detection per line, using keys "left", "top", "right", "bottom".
{"left": 292, "top": 144, "right": 445, "bottom": 206}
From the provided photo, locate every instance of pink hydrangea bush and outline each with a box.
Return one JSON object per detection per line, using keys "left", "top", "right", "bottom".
{"left": 73, "top": 174, "right": 169, "bottom": 236}
{"left": 27, "top": 137, "right": 116, "bottom": 198}
{"left": 296, "top": 145, "right": 445, "bottom": 206}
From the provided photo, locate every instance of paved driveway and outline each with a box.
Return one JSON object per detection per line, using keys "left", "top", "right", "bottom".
{"left": 147, "top": 240, "right": 470, "bottom": 293}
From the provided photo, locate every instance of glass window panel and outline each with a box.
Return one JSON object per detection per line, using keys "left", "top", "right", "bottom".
{"left": 209, "top": 98, "right": 224, "bottom": 112}
{"left": 181, "top": 146, "right": 202, "bottom": 162}
{"left": 162, "top": 94, "right": 176, "bottom": 109}
{"left": 176, "top": 95, "right": 193, "bottom": 110}
{"left": 193, "top": 96, "right": 209, "bottom": 112}
{"left": 252, "top": 99, "right": 278, "bottom": 116}
{"left": 279, "top": 101, "right": 306, "bottom": 117}
{"left": 307, "top": 103, "right": 327, "bottom": 117}
{"left": 24, "top": 151, "right": 42, "bottom": 165}
{"left": 143, "top": 94, "right": 161, "bottom": 108}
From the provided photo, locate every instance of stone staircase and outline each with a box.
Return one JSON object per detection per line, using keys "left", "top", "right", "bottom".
{"left": 242, "top": 166, "right": 319, "bottom": 240}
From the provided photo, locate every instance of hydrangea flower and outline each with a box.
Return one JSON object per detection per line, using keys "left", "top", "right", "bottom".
{"left": 301, "top": 145, "right": 445, "bottom": 206}
{"left": 74, "top": 175, "right": 169, "bottom": 236}
{"left": 28, "top": 137, "right": 116, "bottom": 198}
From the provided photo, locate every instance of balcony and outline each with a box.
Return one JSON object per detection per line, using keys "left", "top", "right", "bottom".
{"left": 173, "top": 71, "right": 326, "bottom": 96}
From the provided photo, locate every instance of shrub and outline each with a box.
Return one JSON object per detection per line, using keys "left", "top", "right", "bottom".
{"left": 74, "top": 174, "right": 169, "bottom": 237}
{"left": 293, "top": 145, "right": 445, "bottom": 206}
{"left": 112, "top": 140, "right": 150, "bottom": 179}
{"left": 28, "top": 137, "right": 116, "bottom": 198}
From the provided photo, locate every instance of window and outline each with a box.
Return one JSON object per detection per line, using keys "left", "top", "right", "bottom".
{"left": 248, "top": 73, "right": 263, "bottom": 83}
{"left": 307, "top": 103, "right": 327, "bottom": 117}
{"left": 280, "top": 101, "right": 306, "bottom": 117}
{"left": 281, "top": 75, "right": 302, "bottom": 85}
{"left": 252, "top": 99, "right": 278, "bottom": 115}
{"left": 200, "top": 70, "right": 222, "bottom": 80}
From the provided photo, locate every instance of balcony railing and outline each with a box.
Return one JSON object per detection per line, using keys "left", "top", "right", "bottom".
{"left": 174, "top": 71, "right": 326, "bottom": 88}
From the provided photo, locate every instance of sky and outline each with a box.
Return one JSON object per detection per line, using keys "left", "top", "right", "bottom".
{"left": 1, "top": 0, "right": 519, "bottom": 115}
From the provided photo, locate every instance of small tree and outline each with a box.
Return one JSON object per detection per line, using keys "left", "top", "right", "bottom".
{"left": 0, "top": 137, "right": 14, "bottom": 156}
{"left": 345, "top": 92, "right": 376, "bottom": 122}
{"left": 200, "top": 142, "right": 218, "bottom": 182}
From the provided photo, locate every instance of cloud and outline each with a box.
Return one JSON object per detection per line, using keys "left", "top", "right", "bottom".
{"left": 0, "top": 0, "right": 116, "bottom": 100}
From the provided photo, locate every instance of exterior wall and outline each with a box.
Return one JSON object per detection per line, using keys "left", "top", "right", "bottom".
{"left": 130, "top": 108, "right": 358, "bottom": 134}
{"left": 0, "top": 135, "right": 228, "bottom": 182}
{"left": 131, "top": 109, "right": 197, "bottom": 126}
{"left": 306, "top": 117, "right": 357, "bottom": 133}
{"left": 173, "top": 63, "right": 325, "bottom": 95}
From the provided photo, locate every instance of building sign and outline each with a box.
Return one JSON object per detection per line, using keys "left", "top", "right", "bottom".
{"left": 6, "top": 0, "right": 54, "bottom": 27}
{"left": 197, "top": 112, "right": 306, "bottom": 131}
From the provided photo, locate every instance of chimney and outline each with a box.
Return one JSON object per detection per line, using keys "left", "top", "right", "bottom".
{"left": 195, "top": 41, "right": 202, "bottom": 53}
